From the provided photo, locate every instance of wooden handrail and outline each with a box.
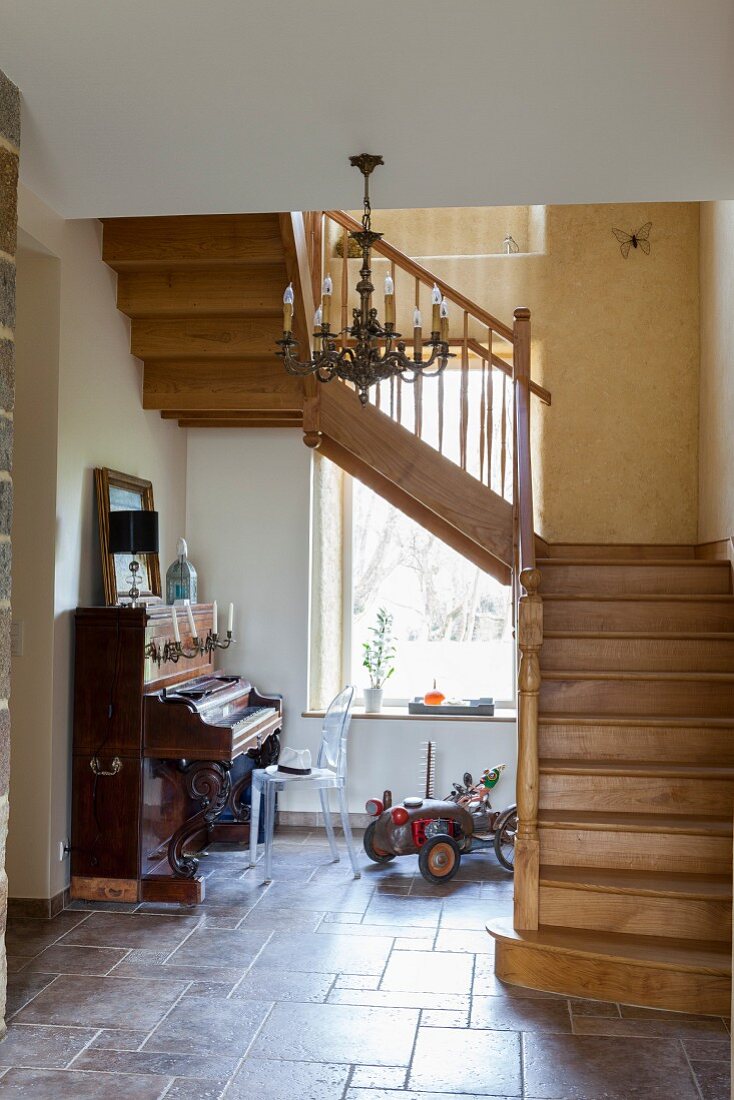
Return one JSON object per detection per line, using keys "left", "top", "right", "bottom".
{"left": 462, "top": 339, "right": 551, "bottom": 406}
{"left": 325, "top": 209, "right": 515, "bottom": 343}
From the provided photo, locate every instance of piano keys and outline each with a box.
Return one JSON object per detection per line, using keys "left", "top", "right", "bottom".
{"left": 70, "top": 604, "right": 282, "bottom": 905}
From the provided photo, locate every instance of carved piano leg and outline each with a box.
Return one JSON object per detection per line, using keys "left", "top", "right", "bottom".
{"left": 230, "top": 772, "right": 252, "bottom": 823}
{"left": 168, "top": 760, "right": 232, "bottom": 878}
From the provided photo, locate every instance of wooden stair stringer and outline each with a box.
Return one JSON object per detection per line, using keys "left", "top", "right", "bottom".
{"left": 315, "top": 434, "right": 510, "bottom": 585}
{"left": 311, "top": 380, "right": 513, "bottom": 582}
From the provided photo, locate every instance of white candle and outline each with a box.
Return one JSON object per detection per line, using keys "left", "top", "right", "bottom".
{"left": 227, "top": 602, "right": 234, "bottom": 634}
{"left": 171, "top": 604, "right": 180, "bottom": 643}
{"left": 185, "top": 599, "right": 197, "bottom": 639}
{"left": 212, "top": 600, "right": 218, "bottom": 635}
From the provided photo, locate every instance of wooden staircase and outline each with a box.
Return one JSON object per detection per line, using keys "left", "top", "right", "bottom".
{"left": 101, "top": 209, "right": 532, "bottom": 585}
{"left": 100, "top": 209, "right": 733, "bottom": 1014}
{"left": 102, "top": 212, "right": 308, "bottom": 427}
{"left": 490, "top": 546, "right": 734, "bottom": 1014}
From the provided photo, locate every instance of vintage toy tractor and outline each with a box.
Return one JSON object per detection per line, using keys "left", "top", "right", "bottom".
{"left": 363, "top": 760, "right": 517, "bottom": 885}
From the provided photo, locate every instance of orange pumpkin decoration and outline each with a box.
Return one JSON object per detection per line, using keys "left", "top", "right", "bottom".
{"left": 423, "top": 679, "right": 445, "bottom": 706}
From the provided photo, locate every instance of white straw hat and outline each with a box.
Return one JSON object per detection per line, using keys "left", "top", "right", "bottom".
{"left": 266, "top": 746, "right": 312, "bottom": 776}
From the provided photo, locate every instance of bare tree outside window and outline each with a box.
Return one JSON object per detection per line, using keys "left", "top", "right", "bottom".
{"left": 351, "top": 481, "right": 513, "bottom": 702}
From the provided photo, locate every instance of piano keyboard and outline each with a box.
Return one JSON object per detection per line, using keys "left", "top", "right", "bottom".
{"left": 223, "top": 706, "right": 278, "bottom": 736}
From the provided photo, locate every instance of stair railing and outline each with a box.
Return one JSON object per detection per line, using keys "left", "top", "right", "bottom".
{"left": 321, "top": 210, "right": 549, "bottom": 505}
{"left": 307, "top": 212, "right": 545, "bottom": 929}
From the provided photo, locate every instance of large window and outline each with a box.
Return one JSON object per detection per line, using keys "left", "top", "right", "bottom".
{"left": 346, "top": 478, "right": 514, "bottom": 706}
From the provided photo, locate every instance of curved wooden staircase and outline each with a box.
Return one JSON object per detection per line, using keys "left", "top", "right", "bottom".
{"left": 490, "top": 546, "right": 734, "bottom": 1014}
{"left": 100, "top": 208, "right": 733, "bottom": 1014}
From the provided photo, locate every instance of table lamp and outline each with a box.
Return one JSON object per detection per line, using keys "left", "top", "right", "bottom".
{"left": 108, "top": 509, "right": 159, "bottom": 607}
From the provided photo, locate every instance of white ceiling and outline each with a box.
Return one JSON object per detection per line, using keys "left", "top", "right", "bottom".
{"left": 1, "top": 0, "right": 733, "bottom": 219}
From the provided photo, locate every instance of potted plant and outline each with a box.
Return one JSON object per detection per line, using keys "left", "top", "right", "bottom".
{"left": 362, "top": 607, "right": 396, "bottom": 713}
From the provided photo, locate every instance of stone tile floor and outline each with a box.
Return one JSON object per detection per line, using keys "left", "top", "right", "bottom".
{"left": 1, "top": 828, "right": 730, "bottom": 1098}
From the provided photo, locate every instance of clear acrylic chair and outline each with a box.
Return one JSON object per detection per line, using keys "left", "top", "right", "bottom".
{"left": 249, "top": 685, "right": 361, "bottom": 883}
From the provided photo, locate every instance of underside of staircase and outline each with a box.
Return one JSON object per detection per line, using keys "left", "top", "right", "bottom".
{"left": 490, "top": 545, "right": 734, "bottom": 1015}
{"left": 101, "top": 211, "right": 733, "bottom": 1015}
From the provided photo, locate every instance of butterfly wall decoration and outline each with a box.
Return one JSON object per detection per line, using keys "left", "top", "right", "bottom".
{"left": 612, "top": 222, "right": 652, "bottom": 258}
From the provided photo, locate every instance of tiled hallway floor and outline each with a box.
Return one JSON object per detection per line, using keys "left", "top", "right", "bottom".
{"left": 1, "top": 828, "right": 730, "bottom": 1098}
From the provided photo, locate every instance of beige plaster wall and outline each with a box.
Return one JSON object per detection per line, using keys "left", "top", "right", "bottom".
{"left": 9, "top": 185, "right": 188, "bottom": 901}
{"left": 534, "top": 204, "right": 699, "bottom": 543}
{"left": 698, "top": 202, "right": 734, "bottom": 543}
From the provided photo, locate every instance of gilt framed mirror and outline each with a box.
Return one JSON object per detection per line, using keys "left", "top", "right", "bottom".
{"left": 94, "top": 467, "right": 162, "bottom": 605}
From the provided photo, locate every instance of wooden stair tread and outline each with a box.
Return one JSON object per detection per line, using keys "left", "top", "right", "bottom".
{"left": 542, "top": 594, "right": 734, "bottom": 602}
{"left": 539, "top": 864, "right": 731, "bottom": 899}
{"left": 538, "top": 809, "right": 733, "bottom": 836}
{"left": 540, "top": 758, "right": 734, "bottom": 779}
{"left": 544, "top": 631, "right": 734, "bottom": 640}
{"left": 541, "top": 670, "right": 734, "bottom": 682}
{"left": 488, "top": 918, "right": 731, "bottom": 976}
{"left": 540, "top": 715, "right": 734, "bottom": 728}
{"left": 538, "top": 558, "right": 726, "bottom": 568}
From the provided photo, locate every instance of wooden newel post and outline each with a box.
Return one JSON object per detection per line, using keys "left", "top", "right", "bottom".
{"left": 512, "top": 305, "right": 541, "bottom": 932}
{"left": 514, "top": 567, "right": 542, "bottom": 929}
{"left": 303, "top": 385, "right": 322, "bottom": 450}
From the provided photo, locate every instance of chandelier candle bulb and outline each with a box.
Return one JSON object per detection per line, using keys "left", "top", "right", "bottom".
{"left": 440, "top": 297, "right": 449, "bottom": 340}
{"left": 228, "top": 602, "right": 234, "bottom": 634}
{"left": 171, "top": 604, "right": 180, "bottom": 644}
{"left": 184, "top": 599, "right": 197, "bottom": 640}
{"left": 431, "top": 284, "right": 441, "bottom": 333}
{"left": 322, "top": 274, "right": 333, "bottom": 325}
{"left": 282, "top": 283, "right": 294, "bottom": 332}
{"left": 212, "top": 600, "right": 218, "bottom": 636}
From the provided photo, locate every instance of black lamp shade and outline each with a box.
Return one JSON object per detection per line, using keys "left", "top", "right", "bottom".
{"left": 108, "top": 510, "right": 159, "bottom": 555}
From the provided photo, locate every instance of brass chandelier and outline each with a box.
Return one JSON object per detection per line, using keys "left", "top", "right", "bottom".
{"left": 277, "top": 154, "right": 452, "bottom": 405}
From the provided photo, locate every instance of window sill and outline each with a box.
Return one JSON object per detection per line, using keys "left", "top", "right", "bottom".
{"left": 301, "top": 707, "right": 517, "bottom": 722}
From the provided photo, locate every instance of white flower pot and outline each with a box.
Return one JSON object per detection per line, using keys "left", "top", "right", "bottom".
{"left": 363, "top": 687, "right": 384, "bottom": 713}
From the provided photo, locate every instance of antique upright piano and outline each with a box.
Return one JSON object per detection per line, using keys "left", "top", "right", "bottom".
{"left": 71, "top": 603, "right": 282, "bottom": 904}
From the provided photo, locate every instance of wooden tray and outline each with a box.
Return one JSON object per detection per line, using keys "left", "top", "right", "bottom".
{"left": 408, "top": 697, "right": 495, "bottom": 716}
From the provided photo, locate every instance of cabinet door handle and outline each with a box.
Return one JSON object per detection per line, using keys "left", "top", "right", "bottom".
{"left": 90, "top": 756, "right": 123, "bottom": 776}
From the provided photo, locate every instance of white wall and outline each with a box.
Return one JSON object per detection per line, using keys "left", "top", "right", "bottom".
{"left": 185, "top": 429, "right": 517, "bottom": 816}
{"left": 9, "top": 187, "right": 188, "bottom": 899}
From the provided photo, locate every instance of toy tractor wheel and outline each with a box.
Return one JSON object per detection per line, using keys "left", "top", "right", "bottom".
{"left": 418, "top": 835, "right": 461, "bottom": 884}
{"left": 363, "top": 821, "right": 395, "bottom": 864}
{"left": 494, "top": 807, "right": 518, "bottom": 871}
